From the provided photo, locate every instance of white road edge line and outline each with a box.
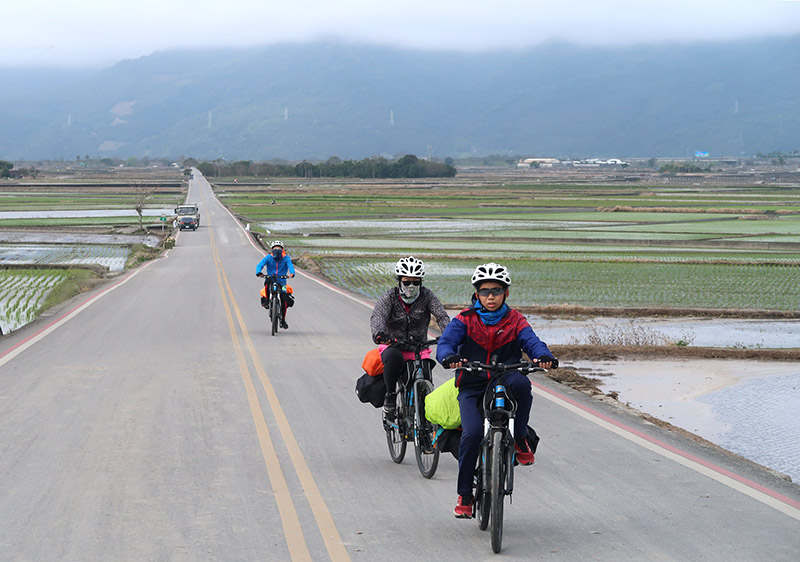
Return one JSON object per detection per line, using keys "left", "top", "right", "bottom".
{"left": 0, "top": 261, "right": 154, "bottom": 369}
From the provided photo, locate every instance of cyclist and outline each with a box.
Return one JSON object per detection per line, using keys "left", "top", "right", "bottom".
{"left": 436, "top": 262, "right": 556, "bottom": 519}
{"left": 370, "top": 256, "right": 451, "bottom": 417}
{"left": 255, "top": 240, "right": 296, "bottom": 329}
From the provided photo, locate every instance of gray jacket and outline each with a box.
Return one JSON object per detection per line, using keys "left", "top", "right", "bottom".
{"left": 370, "top": 286, "right": 450, "bottom": 343}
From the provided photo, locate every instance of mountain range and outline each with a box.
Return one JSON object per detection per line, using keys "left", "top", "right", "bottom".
{"left": 1, "top": 37, "right": 799, "bottom": 161}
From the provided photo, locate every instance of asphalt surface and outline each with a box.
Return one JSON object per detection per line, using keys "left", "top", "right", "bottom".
{"left": 1, "top": 172, "right": 799, "bottom": 561}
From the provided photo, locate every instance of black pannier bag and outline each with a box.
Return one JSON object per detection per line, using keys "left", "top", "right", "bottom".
{"left": 355, "top": 372, "right": 386, "bottom": 408}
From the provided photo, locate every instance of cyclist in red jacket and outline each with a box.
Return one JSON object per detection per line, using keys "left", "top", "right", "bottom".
{"left": 436, "top": 262, "right": 556, "bottom": 518}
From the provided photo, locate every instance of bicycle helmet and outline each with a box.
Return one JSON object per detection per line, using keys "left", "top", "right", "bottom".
{"left": 271, "top": 240, "right": 284, "bottom": 249}
{"left": 394, "top": 256, "right": 425, "bottom": 278}
{"left": 471, "top": 262, "right": 511, "bottom": 288}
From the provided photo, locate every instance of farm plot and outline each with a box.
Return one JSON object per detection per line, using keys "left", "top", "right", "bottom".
{"left": 0, "top": 270, "right": 66, "bottom": 333}
{"left": 0, "top": 243, "right": 130, "bottom": 271}
{"left": 218, "top": 179, "right": 800, "bottom": 313}
{"left": 317, "top": 257, "right": 800, "bottom": 311}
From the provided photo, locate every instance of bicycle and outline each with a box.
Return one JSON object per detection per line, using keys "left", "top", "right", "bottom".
{"left": 257, "top": 273, "right": 290, "bottom": 336}
{"left": 460, "top": 358, "right": 555, "bottom": 553}
{"left": 382, "top": 337, "right": 441, "bottom": 479}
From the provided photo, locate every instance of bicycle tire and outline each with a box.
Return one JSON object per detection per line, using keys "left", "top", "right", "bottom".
{"left": 385, "top": 392, "right": 406, "bottom": 463}
{"left": 413, "top": 380, "right": 440, "bottom": 479}
{"left": 476, "top": 442, "right": 490, "bottom": 530}
{"left": 270, "top": 296, "right": 279, "bottom": 335}
{"left": 490, "top": 430, "right": 506, "bottom": 553}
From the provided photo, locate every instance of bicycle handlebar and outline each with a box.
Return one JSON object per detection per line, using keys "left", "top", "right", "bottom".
{"left": 459, "top": 359, "right": 550, "bottom": 375}
{"left": 257, "top": 273, "right": 291, "bottom": 279}
{"left": 390, "top": 337, "right": 440, "bottom": 351}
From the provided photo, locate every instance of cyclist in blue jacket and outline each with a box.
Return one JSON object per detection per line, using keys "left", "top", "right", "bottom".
{"left": 256, "top": 240, "right": 296, "bottom": 329}
{"left": 436, "top": 262, "right": 556, "bottom": 519}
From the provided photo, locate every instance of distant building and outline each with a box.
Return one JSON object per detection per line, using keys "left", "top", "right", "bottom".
{"left": 518, "top": 157, "right": 561, "bottom": 168}
{"left": 573, "top": 158, "right": 629, "bottom": 167}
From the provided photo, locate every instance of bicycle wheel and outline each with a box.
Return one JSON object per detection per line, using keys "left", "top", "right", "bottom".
{"left": 476, "top": 441, "right": 491, "bottom": 530}
{"left": 490, "top": 430, "right": 506, "bottom": 553}
{"left": 385, "top": 392, "right": 406, "bottom": 463}
{"left": 270, "top": 296, "right": 279, "bottom": 335}
{"left": 413, "top": 380, "right": 440, "bottom": 479}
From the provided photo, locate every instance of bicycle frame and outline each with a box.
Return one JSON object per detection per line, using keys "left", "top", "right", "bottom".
{"left": 383, "top": 338, "right": 441, "bottom": 478}
{"left": 464, "top": 359, "right": 547, "bottom": 553}
{"left": 258, "top": 273, "right": 289, "bottom": 335}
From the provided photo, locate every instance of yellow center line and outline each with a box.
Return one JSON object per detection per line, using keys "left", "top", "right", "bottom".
{"left": 208, "top": 214, "right": 312, "bottom": 561}
{"left": 204, "top": 187, "right": 351, "bottom": 561}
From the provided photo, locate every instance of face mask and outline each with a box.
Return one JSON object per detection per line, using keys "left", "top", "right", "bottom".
{"left": 400, "top": 284, "right": 420, "bottom": 300}
{"left": 272, "top": 249, "right": 282, "bottom": 259}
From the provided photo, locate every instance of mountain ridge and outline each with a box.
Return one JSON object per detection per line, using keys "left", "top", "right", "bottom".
{"left": 2, "top": 37, "right": 798, "bottom": 160}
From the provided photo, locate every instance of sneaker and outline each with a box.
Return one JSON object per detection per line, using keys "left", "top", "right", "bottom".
{"left": 454, "top": 495, "right": 474, "bottom": 518}
{"left": 515, "top": 441, "right": 535, "bottom": 466}
{"left": 280, "top": 319, "right": 289, "bottom": 329}
{"left": 382, "top": 394, "right": 397, "bottom": 418}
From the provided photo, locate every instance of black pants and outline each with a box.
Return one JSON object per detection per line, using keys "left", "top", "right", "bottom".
{"left": 381, "top": 346, "right": 405, "bottom": 401}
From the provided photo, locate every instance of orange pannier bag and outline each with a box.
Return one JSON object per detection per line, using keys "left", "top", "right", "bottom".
{"left": 362, "top": 348, "right": 384, "bottom": 377}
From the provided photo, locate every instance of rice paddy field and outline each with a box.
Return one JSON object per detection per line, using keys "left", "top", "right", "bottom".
{"left": 215, "top": 177, "right": 800, "bottom": 312}
{"left": 0, "top": 170, "right": 185, "bottom": 333}
{"left": 0, "top": 269, "right": 66, "bottom": 333}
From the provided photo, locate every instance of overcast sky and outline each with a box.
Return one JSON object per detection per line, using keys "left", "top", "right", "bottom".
{"left": 4, "top": 0, "right": 800, "bottom": 67}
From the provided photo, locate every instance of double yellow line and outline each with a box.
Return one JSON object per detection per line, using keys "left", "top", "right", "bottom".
{"left": 207, "top": 214, "right": 350, "bottom": 561}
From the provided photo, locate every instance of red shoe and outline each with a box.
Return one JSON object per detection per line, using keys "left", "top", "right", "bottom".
{"left": 454, "top": 495, "right": 474, "bottom": 518}
{"left": 515, "top": 441, "right": 535, "bottom": 466}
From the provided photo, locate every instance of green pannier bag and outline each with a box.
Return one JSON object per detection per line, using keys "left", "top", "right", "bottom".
{"left": 425, "top": 377, "right": 461, "bottom": 429}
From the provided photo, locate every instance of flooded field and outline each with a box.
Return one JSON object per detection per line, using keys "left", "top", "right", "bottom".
{"left": 536, "top": 315, "right": 800, "bottom": 349}
{"left": 0, "top": 209, "right": 176, "bottom": 219}
{"left": 568, "top": 357, "right": 800, "bottom": 482}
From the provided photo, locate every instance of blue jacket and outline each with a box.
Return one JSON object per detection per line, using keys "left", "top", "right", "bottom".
{"left": 436, "top": 306, "right": 552, "bottom": 388}
{"left": 256, "top": 252, "right": 295, "bottom": 287}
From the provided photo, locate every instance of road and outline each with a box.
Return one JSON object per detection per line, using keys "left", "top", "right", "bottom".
{"left": 1, "top": 172, "right": 799, "bottom": 561}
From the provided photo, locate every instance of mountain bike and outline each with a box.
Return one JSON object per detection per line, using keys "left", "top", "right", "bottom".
{"left": 382, "top": 338, "right": 441, "bottom": 478}
{"left": 257, "top": 273, "right": 289, "bottom": 335}
{"left": 460, "top": 358, "right": 554, "bottom": 553}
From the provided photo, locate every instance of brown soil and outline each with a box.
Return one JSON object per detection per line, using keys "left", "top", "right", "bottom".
{"left": 550, "top": 344, "right": 800, "bottom": 362}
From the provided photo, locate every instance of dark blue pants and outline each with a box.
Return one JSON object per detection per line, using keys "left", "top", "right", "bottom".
{"left": 456, "top": 372, "right": 532, "bottom": 496}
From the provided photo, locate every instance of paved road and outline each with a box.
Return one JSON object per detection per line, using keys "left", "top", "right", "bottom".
{"left": 1, "top": 173, "right": 799, "bottom": 561}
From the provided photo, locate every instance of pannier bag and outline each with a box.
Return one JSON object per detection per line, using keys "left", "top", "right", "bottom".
{"left": 425, "top": 377, "right": 461, "bottom": 429}
{"left": 355, "top": 372, "right": 387, "bottom": 408}
{"left": 434, "top": 425, "right": 540, "bottom": 459}
{"left": 361, "top": 348, "right": 384, "bottom": 377}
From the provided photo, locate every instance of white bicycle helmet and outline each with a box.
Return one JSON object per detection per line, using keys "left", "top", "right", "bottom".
{"left": 394, "top": 256, "right": 426, "bottom": 278}
{"left": 471, "top": 262, "right": 511, "bottom": 288}
{"left": 271, "top": 240, "right": 284, "bottom": 249}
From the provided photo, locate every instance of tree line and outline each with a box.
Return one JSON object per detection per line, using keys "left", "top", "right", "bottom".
{"left": 190, "top": 154, "right": 456, "bottom": 179}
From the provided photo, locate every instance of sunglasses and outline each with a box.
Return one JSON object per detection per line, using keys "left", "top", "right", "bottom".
{"left": 400, "top": 280, "right": 422, "bottom": 286}
{"left": 477, "top": 287, "right": 505, "bottom": 297}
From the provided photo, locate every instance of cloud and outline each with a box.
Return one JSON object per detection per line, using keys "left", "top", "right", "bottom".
{"left": 3, "top": 0, "right": 799, "bottom": 67}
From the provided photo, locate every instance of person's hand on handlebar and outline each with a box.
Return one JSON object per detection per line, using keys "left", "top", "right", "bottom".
{"left": 443, "top": 354, "right": 465, "bottom": 369}
{"left": 287, "top": 273, "right": 295, "bottom": 278}
{"left": 256, "top": 272, "right": 264, "bottom": 277}
{"left": 374, "top": 332, "right": 397, "bottom": 345}
{"left": 535, "top": 356, "right": 558, "bottom": 369}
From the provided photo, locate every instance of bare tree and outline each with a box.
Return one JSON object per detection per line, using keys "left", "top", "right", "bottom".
{"left": 133, "top": 183, "right": 158, "bottom": 232}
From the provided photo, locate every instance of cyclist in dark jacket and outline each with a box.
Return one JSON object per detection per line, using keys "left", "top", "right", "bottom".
{"left": 370, "top": 256, "right": 451, "bottom": 416}
{"left": 436, "top": 262, "right": 556, "bottom": 519}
